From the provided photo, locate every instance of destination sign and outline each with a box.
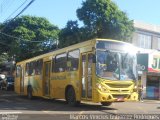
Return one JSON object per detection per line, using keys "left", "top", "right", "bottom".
{"left": 96, "top": 40, "right": 131, "bottom": 51}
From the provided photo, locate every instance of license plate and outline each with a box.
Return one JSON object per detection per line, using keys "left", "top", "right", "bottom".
{"left": 117, "top": 97, "right": 124, "bottom": 101}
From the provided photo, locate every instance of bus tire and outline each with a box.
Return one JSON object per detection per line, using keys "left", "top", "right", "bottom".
{"left": 101, "top": 102, "right": 112, "bottom": 106}
{"left": 27, "top": 86, "right": 33, "bottom": 100}
{"left": 66, "top": 87, "right": 79, "bottom": 106}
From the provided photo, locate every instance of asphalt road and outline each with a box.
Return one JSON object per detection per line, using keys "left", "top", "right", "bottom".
{"left": 0, "top": 90, "right": 160, "bottom": 120}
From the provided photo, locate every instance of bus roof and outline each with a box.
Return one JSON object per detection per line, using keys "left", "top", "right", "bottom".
{"left": 16, "top": 38, "right": 131, "bottom": 65}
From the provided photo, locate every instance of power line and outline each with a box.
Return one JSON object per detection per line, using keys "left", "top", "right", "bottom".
{"left": 0, "top": 0, "right": 8, "bottom": 14}
{"left": 4, "top": 0, "right": 28, "bottom": 22}
{"left": 12, "top": 0, "right": 35, "bottom": 20}
{"left": 0, "top": 0, "right": 35, "bottom": 31}
{"left": 0, "top": 0, "right": 9, "bottom": 10}
{"left": 3, "top": 0, "right": 16, "bottom": 13}
{"left": 0, "top": 31, "right": 44, "bottom": 43}
{"left": 0, "top": 0, "right": 15, "bottom": 15}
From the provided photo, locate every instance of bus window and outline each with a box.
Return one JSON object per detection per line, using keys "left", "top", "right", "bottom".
{"left": 32, "top": 61, "right": 36, "bottom": 75}
{"left": 35, "top": 59, "right": 43, "bottom": 75}
{"left": 16, "top": 65, "right": 21, "bottom": 77}
{"left": 25, "top": 63, "right": 29, "bottom": 76}
{"left": 67, "top": 49, "right": 80, "bottom": 71}
{"left": 29, "top": 62, "right": 35, "bottom": 75}
{"left": 54, "top": 53, "right": 67, "bottom": 72}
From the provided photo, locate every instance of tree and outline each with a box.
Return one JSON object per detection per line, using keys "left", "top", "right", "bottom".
{"left": 59, "top": 20, "right": 80, "bottom": 48}
{"left": 0, "top": 15, "right": 59, "bottom": 61}
{"left": 59, "top": 20, "right": 94, "bottom": 48}
{"left": 76, "top": 0, "right": 134, "bottom": 42}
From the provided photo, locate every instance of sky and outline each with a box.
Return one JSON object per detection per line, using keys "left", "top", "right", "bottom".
{"left": 0, "top": 0, "right": 160, "bottom": 28}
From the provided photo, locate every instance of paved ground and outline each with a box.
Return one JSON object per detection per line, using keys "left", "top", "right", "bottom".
{"left": 0, "top": 90, "right": 160, "bottom": 120}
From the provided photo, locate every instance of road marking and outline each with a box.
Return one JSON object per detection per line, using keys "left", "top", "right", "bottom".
{"left": 79, "top": 111, "right": 84, "bottom": 115}
{"left": 137, "top": 106, "right": 147, "bottom": 114}
{"left": 0, "top": 99, "right": 11, "bottom": 102}
{"left": 0, "top": 111, "right": 22, "bottom": 114}
{"left": 0, "top": 94, "right": 17, "bottom": 97}
{"left": 42, "top": 111, "right": 50, "bottom": 113}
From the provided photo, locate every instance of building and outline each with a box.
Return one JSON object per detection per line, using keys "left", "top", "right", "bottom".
{"left": 132, "top": 21, "right": 160, "bottom": 100}
{"left": 132, "top": 21, "right": 160, "bottom": 50}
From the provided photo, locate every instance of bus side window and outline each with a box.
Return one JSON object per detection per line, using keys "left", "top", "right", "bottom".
{"left": 29, "top": 62, "right": 35, "bottom": 76}
{"left": 25, "top": 63, "right": 29, "bottom": 76}
{"left": 32, "top": 61, "right": 36, "bottom": 75}
{"left": 67, "top": 49, "right": 80, "bottom": 71}
{"left": 54, "top": 53, "right": 67, "bottom": 72}
{"left": 35, "top": 59, "right": 43, "bottom": 75}
{"left": 16, "top": 65, "right": 21, "bottom": 77}
{"left": 28, "top": 63, "right": 32, "bottom": 75}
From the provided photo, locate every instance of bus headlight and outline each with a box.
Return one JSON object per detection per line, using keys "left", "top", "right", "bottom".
{"left": 96, "top": 83, "right": 109, "bottom": 93}
{"left": 133, "top": 86, "right": 138, "bottom": 92}
{"left": 134, "top": 86, "right": 137, "bottom": 89}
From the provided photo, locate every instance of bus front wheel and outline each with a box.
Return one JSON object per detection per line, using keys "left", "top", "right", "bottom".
{"left": 66, "top": 87, "right": 79, "bottom": 106}
{"left": 101, "top": 102, "right": 112, "bottom": 106}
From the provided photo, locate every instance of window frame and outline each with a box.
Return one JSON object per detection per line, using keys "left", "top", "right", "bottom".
{"left": 16, "top": 65, "right": 21, "bottom": 78}
{"left": 54, "top": 52, "right": 67, "bottom": 72}
{"left": 67, "top": 49, "right": 80, "bottom": 71}
{"left": 138, "top": 33, "right": 152, "bottom": 49}
{"left": 35, "top": 59, "right": 43, "bottom": 75}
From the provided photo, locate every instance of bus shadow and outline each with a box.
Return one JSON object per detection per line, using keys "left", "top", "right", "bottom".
{"left": 34, "top": 98, "right": 117, "bottom": 111}
{"left": 0, "top": 95, "right": 117, "bottom": 112}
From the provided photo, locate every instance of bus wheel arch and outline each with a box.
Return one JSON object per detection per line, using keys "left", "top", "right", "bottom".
{"left": 101, "top": 102, "right": 112, "bottom": 106}
{"left": 65, "top": 85, "right": 80, "bottom": 106}
{"left": 27, "top": 85, "right": 33, "bottom": 99}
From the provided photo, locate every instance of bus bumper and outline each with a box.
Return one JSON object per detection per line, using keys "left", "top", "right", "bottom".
{"left": 93, "top": 90, "right": 138, "bottom": 103}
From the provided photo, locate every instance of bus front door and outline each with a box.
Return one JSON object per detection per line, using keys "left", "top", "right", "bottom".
{"left": 81, "top": 53, "right": 93, "bottom": 100}
{"left": 44, "top": 62, "right": 51, "bottom": 96}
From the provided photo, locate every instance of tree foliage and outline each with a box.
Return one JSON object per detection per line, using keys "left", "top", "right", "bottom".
{"left": 59, "top": 20, "right": 94, "bottom": 48}
{"left": 0, "top": 15, "right": 59, "bottom": 62}
{"left": 59, "top": 20, "right": 81, "bottom": 48}
{"left": 0, "top": 53, "right": 8, "bottom": 64}
{"left": 59, "top": 0, "right": 134, "bottom": 47}
{"left": 77, "top": 0, "right": 134, "bottom": 41}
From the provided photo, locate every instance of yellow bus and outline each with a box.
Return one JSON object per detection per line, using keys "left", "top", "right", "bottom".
{"left": 15, "top": 38, "right": 138, "bottom": 106}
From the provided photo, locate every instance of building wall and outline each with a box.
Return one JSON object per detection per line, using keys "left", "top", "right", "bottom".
{"left": 132, "top": 21, "right": 160, "bottom": 50}
{"left": 133, "top": 21, "right": 160, "bottom": 100}
{"left": 152, "top": 36, "right": 157, "bottom": 49}
{"left": 132, "top": 32, "right": 138, "bottom": 46}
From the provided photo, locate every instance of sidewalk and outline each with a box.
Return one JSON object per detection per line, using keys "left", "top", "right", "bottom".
{"left": 140, "top": 99, "right": 160, "bottom": 103}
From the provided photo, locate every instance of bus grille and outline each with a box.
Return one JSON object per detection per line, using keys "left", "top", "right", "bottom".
{"left": 110, "top": 90, "right": 130, "bottom": 93}
{"left": 112, "top": 94, "right": 129, "bottom": 99}
{"left": 106, "top": 83, "right": 132, "bottom": 88}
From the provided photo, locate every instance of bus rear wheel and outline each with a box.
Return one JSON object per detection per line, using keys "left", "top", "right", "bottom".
{"left": 101, "top": 102, "right": 112, "bottom": 106}
{"left": 66, "top": 87, "right": 79, "bottom": 106}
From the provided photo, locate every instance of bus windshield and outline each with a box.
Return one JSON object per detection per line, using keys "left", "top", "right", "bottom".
{"left": 96, "top": 41, "right": 137, "bottom": 81}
